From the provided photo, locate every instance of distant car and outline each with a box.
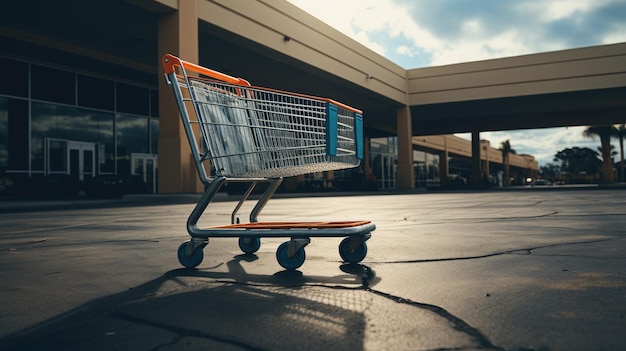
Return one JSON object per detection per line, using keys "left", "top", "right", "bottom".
{"left": 534, "top": 178, "right": 552, "bottom": 186}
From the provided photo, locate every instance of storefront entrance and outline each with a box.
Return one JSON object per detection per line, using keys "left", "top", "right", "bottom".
{"left": 45, "top": 138, "right": 96, "bottom": 182}
{"left": 131, "top": 153, "right": 158, "bottom": 194}
{"left": 372, "top": 153, "right": 396, "bottom": 190}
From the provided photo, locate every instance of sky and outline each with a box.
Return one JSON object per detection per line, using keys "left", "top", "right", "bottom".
{"left": 286, "top": 0, "right": 626, "bottom": 167}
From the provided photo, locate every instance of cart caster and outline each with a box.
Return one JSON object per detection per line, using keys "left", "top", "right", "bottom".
{"left": 339, "top": 236, "right": 369, "bottom": 263}
{"left": 177, "top": 241, "right": 205, "bottom": 268}
{"left": 238, "top": 237, "right": 261, "bottom": 254}
{"left": 276, "top": 239, "right": 309, "bottom": 270}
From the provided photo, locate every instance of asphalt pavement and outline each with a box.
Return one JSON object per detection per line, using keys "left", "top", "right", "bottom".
{"left": 0, "top": 187, "right": 625, "bottom": 350}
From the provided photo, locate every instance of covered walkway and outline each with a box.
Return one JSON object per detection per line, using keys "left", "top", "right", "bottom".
{"left": 1, "top": 0, "right": 624, "bottom": 193}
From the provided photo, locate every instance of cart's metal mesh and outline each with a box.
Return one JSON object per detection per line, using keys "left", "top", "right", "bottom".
{"left": 184, "top": 77, "right": 361, "bottom": 178}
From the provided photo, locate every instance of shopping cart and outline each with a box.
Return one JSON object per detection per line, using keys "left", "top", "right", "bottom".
{"left": 162, "top": 54, "right": 376, "bottom": 270}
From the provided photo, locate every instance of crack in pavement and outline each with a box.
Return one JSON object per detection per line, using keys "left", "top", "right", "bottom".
{"left": 364, "top": 288, "right": 505, "bottom": 351}
{"left": 3, "top": 239, "right": 161, "bottom": 250}
{"left": 422, "top": 200, "right": 549, "bottom": 216}
{"left": 99, "top": 238, "right": 618, "bottom": 350}
{"left": 104, "top": 264, "right": 505, "bottom": 351}
{"left": 395, "top": 211, "right": 560, "bottom": 225}
{"left": 110, "top": 284, "right": 504, "bottom": 351}
{"left": 108, "top": 310, "right": 269, "bottom": 351}
{"left": 370, "top": 238, "right": 615, "bottom": 264}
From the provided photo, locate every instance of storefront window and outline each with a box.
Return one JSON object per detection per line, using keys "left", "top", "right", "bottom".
{"left": 31, "top": 103, "right": 114, "bottom": 172}
{"left": 0, "top": 57, "right": 28, "bottom": 98}
{"left": 78, "top": 74, "right": 114, "bottom": 111}
{"left": 150, "top": 89, "right": 159, "bottom": 117}
{"left": 117, "top": 83, "right": 149, "bottom": 116}
{"left": 370, "top": 137, "right": 397, "bottom": 189}
{"left": 116, "top": 114, "right": 148, "bottom": 174}
{"left": 31, "top": 65, "right": 75, "bottom": 105}
{"left": 1, "top": 57, "right": 158, "bottom": 195}
{"left": 4, "top": 98, "right": 29, "bottom": 171}
{"left": 0, "top": 98, "right": 7, "bottom": 168}
{"left": 150, "top": 118, "right": 159, "bottom": 154}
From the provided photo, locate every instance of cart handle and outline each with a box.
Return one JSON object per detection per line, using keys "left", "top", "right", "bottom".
{"left": 258, "top": 86, "right": 362, "bottom": 114}
{"left": 162, "top": 54, "right": 251, "bottom": 87}
{"left": 162, "top": 54, "right": 362, "bottom": 114}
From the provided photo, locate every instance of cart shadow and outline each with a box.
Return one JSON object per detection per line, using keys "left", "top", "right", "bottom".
{"left": 1, "top": 257, "right": 379, "bottom": 351}
{"left": 214, "top": 253, "right": 381, "bottom": 288}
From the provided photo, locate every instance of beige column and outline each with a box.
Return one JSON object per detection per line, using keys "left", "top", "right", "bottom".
{"left": 396, "top": 105, "right": 414, "bottom": 189}
{"left": 440, "top": 136, "right": 449, "bottom": 187}
{"left": 325, "top": 170, "right": 334, "bottom": 189}
{"left": 363, "top": 136, "right": 372, "bottom": 177}
{"left": 481, "top": 140, "right": 490, "bottom": 175}
{"left": 157, "top": 0, "right": 202, "bottom": 193}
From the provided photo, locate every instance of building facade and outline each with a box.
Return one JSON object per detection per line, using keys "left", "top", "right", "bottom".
{"left": 0, "top": 56, "right": 159, "bottom": 197}
{"left": 13, "top": 0, "right": 617, "bottom": 197}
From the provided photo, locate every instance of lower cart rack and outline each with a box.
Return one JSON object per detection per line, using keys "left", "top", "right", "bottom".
{"left": 179, "top": 219, "right": 375, "bottom": 270}
{"left": 162, "top": 54, "right": 376, "bottom": 270}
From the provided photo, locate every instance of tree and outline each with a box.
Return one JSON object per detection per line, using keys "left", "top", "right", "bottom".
{"left": 499, "top": 140, "right": 515, "bottom": 186}
{"left": 539, "top": 162, "right": 561, "bottom": 181}
{"left": 554, "top": 147, "right": 601, "bottom": 177}
{"left": 584, "top": 125, "right": 616, "bottom": 183}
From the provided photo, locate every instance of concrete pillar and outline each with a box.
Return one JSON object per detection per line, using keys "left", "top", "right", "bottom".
{"left": 481, "top": 140, "right": 490, "bottom": 176}
{"left": 325, "top": 170, "right": 334, "bottom": 189}
{"left": 396, "top": 105, "right": 414, "bottom": 189}
{"left": 440, "top": 136, "right": 449, "bottom": 187}
{"left": 471, "top": 130, "right": 482, "bottom": 188}
{"left": 157, "top": 0, "right": 202, "bottom": 193}
{"left": 363, "top": 136, "right": 372, "bottom": 177}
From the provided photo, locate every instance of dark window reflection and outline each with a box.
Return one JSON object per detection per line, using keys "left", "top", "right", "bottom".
{"left": 150, "top": 89, "right": 158, "bottom": 117}
{"left": 150, "top": 118, "right": 159, "bottom": 154}
{"left": 2, "top": 97, "right": 29, "bottom": 170}
{"left": 48, "top": 139, "right": 67, "bottom": 172}
{"left": 0, "top": 57, "right": 28, "bottom": 98}
{"left": 78, "top": 75, "right": 114, "bottom": 110}
{"left": 117, "top": 114, "right": 148, "bottom": 174}
{"left": 117, "top": 83, "right": 149, "bottom": 116}
{"left": 2, "top": 58, "right": 159, "bottom": 186}
{"left": 32, "top": 65, "right": 75, "bottom": 105}
{"left": 31, "top": 103, "right": 114, "bottom": 172}
{"left": 0, "top": 98, "right": 7, "bottom": 168}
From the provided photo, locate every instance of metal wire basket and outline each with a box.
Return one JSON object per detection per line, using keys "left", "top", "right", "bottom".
{"left": 171, "top": 65, "right": 364, "bottom": 178}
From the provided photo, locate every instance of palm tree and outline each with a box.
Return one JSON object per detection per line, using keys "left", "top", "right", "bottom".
{"left": 583, "top": 125, "right": 616, "bottom": 183}
{"left": 499, "top": 140, "right": 515, "bottom": 186}
{"left": 616, "top": 124, "right": 626, "bottom": 182}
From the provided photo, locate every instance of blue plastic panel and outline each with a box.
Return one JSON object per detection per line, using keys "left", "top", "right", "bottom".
{"left": 355, "top": 113, "right": 363, "bottom": 159}
{"left": 326, "top": 103, "right": 338, "bottom": 156}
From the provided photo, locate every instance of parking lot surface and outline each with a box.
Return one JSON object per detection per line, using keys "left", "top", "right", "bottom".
{"left": 1, "top": 188, "right": 625, "bottom": 350}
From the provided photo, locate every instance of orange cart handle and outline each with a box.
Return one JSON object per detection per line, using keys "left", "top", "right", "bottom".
{"left": 162, "top": 54, "right": 251, "bottom": 87}
{"left": 260, "top": 86, "right": 363, "bottom": 114}
{"left": 162, "top": 54, "right": 362, "bottom": 113}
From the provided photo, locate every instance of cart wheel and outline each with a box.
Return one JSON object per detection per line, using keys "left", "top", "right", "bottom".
{"left": 238, "top": 237, "right": 261, "bottom": 254}
{"left": 177, "top": 241, "right": 204, "bottom": 268}
{"left": 276, "top": 242, "right": 306, "bottom": 270}
{"left": 339, "top": 237, "right": 368, "bottom": 263}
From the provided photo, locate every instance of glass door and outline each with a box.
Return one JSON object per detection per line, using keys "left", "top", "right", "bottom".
{"left": 131, "top": 153, "right": 158, "bottom": 193}
{"left": 372, "top": 153, "right": 396, "bottom": 190}
{"left": 67, "top": 141, "right": 95, "bottom": 182}
{"left": 46, "top": 138, "right": 96, "bottom": 181}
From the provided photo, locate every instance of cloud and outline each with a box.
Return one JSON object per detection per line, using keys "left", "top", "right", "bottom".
{"left": 352, "top": 31, "right": 387, "bottom": 57}
{"left": 519, "top": 0, "right": 611, "bottom": 22}
{"left": 396, "top": 45, "right": 415, "bottom": 57}
{"left": 287, "top": 0, "right": 625, "bottom": 166}
{"left": 457, "top": 126, "right": 608, "bottom": 166}
{"left": 289, "top": 0, "right": 626, "bottom": 68}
